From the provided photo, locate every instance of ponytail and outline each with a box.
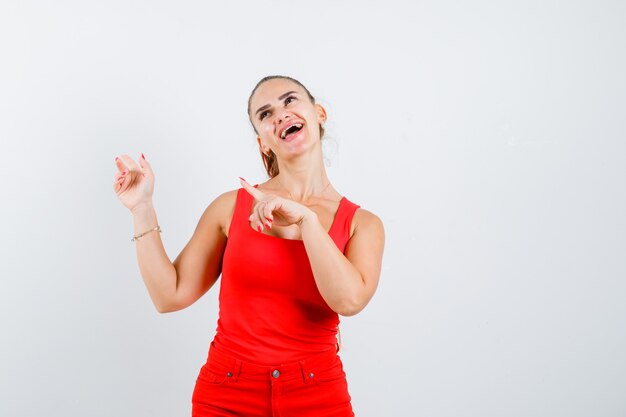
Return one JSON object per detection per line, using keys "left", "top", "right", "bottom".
{"left": 261, "top": 149, "right": 280, "bottom": 178}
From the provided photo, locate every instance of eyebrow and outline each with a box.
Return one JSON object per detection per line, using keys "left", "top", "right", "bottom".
{"left": 255, "top": 91, "right": 298, "bottom": 117}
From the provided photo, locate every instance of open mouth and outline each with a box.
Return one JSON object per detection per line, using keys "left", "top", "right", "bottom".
{"left": 280, "top": 123, "right": 303, "bottom": 140}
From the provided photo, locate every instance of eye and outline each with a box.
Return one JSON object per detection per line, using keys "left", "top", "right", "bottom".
{"left": 285, "top": 96, "right": 297, "bottom": 105}
{"left": 259, "top": 110, "right": 270, "bottom": 120}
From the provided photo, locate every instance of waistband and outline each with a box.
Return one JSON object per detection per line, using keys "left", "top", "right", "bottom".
{"left": 206, "top": 342, "right": 341, "bottom": 383}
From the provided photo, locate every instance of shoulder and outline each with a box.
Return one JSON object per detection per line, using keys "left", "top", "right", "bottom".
{"left": 211, "top": 188, "right": 240, "bottom": 207}
{"left": 197, "top": 189, "right": 240, "bottom": 236}
{"left": 344, "top": 206, "right": 385, "bottom": 262}
{"left": 353, "top": 207, "right": 384, "bottom": 232}
{"left": 201, "top": 188, "right": 239, "bottom": 215}
{"left": 349, "top": 206, "right": 384, "bottom": 240}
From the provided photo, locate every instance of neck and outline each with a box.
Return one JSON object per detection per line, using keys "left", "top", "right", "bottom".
{"left": 274, "top": 151, "right": 331, "bottom": 202}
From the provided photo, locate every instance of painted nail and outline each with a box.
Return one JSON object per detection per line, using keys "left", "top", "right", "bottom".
{"left": 141, "top": 153, "right": 145, "bottom": 160}
{"left": 257, "top": 225, "right": 262, "bottom": 232}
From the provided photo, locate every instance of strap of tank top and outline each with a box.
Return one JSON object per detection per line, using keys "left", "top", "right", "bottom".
{"left": 329, "top": 197, "right": 360, "bottom": 252}
{"left": 228, "top": 188, "right": 254, "bottom": 236}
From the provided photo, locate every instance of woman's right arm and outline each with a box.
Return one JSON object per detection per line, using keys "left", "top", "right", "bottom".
{"left": 113, "top": 153, "right": 235, "bottom": 313}
{"left": 131, "top": 191, "right": 235, "bottom": 313}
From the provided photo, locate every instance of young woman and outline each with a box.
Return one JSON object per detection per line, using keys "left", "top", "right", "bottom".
{"left": 113, "top": 75, "right": 385, "bottom": 416}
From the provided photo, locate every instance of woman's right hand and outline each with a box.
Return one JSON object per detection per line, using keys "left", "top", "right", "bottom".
{"left": 113, "top": 154, "right": 155, "bottom": 213}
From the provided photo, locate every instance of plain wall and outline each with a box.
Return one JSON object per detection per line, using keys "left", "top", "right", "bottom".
{"left": 1, "top": 0, "right": 625, "bottom": 416}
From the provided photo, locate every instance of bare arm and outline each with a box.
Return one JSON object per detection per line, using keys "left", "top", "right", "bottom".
{"left": 132, "top": 191, "right": 235, "bottom": 313}
{"left": 299, "top": 208, "right": 385, "bottom": 316}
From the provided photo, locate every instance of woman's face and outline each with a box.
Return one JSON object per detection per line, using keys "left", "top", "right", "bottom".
{"left": 249, "top": 78, "right": 326, "bottom": 159}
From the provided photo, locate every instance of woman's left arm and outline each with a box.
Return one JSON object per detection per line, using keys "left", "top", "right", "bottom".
{"left": 299, "top": 209, "right": 385, "bottom": 316}
{"left": 239, "top": 178, "right": 385, "bottom": 316}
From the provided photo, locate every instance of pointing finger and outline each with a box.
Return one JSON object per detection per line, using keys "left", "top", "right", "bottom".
{"left": 239, "top": 177, "right": 265, "bottom": 200}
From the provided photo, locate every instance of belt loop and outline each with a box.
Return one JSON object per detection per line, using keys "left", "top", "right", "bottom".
{"left": 232, "top": 358, "right": 242, "bottom": 382}
{"left": 299, "top": 360, "right": 308, "bottom": 384}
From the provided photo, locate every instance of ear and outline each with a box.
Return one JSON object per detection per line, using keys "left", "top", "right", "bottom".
{"left": 257, "top": 136, "right": 270, "bottom": 156}
{"left": 315, "top": 104, "right": 327, "bottom": 125}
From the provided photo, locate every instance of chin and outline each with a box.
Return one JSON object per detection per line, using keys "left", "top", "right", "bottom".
{"left": 284, "top": 138, "right": 322, "bottom": 159}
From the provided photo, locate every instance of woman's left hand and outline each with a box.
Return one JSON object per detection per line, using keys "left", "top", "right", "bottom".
{"left": 239, "top": 177, "right": 313, "bottom": 232}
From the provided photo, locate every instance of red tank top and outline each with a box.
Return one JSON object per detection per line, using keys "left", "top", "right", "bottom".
{"left": 211, "top": 187, "right": 360, "bottom": 365}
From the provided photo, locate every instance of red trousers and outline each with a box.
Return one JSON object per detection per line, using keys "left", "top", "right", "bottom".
{"left": 191, "top": 343, "right": 355, "bottom": 416}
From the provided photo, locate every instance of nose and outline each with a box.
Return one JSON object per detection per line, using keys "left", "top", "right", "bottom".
{"left": 275, "top": 110, "right": 291, "bottom": 125}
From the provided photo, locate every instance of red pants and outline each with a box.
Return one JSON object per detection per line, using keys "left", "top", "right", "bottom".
{"left": 192, "top": 343, "right": 355, "bottom": 416}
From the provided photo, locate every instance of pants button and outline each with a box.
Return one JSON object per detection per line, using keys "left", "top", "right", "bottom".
{"left": 272, "top": 369, "right": 280, "bottom": 378}
{"left": 227, "top": 372, "right": 233, "bottom": 377}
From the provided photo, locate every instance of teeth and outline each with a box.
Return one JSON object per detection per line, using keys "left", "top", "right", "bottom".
{"left": 281, "top": 123, "right": 303, "bottom": 139}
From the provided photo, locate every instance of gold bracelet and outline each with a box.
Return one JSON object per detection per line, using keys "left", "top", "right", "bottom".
{"left": 131, "top": 225, "right": 161, "bottom": 242}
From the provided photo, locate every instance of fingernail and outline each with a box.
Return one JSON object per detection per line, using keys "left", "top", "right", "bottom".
{"left": 239, "top": 177, "right": 245, "bottom": 182}
{"left": 122, "top": 171, "right": 127, "bottom": 176}
{"left": 257, "top": 225, "right": 262, "bottom": 232}
{"left": 141, "top": 153, "right": 145, "bottom": 160}
{"left": 266, "top": 218, "right": 272, "bottom": 223}
{"left": 115, "top": 157, "right": 119, "bottom": 162}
